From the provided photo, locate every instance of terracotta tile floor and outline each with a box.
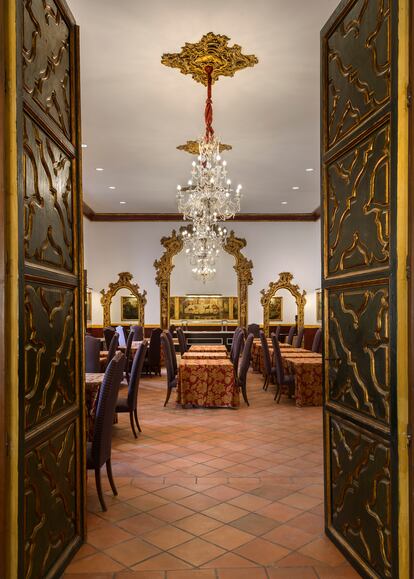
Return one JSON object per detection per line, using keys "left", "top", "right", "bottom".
{"left": 64, "top": 369, "right": 361, "bottom": 579}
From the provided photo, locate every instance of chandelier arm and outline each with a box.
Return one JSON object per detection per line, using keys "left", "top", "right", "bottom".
{"left": 204, "top": 65, "right": 214, "bottom": 142}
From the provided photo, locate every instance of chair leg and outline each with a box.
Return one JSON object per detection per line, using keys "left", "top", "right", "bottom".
{"left": 129, "top": 411, "right": 138, "bottom": 438}
{"left": 274, "top": 383, "right": 281, "bottom": 403}
{"left": 262, "top": 375, "right": 268, "bottom": 390}
{"left": 106, "top": 459, "right": 118, "bottom": 496}
{"left": 134, "top": 408, "right": 142, "bottom": 432}
{"left": 95, "top": 467, "right": 107, "bottom": 512}
{"left": 164, "top": 387, "right": 172, "bottom": 407}
{"left": 242, "top": 386, "right": 250, "bottom": 406}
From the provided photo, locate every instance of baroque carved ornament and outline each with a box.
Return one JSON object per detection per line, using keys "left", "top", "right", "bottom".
{"left": 177, "top": 140, "right": 232, "bottom": 155}
{"left": 260, "top": 272, "right": 307, "bottom": 336}
{"left": 100, "top": 272, "right": 147, "bottom": 327}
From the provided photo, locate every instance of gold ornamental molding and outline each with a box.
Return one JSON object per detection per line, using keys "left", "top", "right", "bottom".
{"left": 260, "top": 272, "right": 307, "bottom": 336}
{"left": 177, "top": 140, "right": 232, "bottom": 155}
{"left": 161, "top": 32, "right": 258, "bottom": 85}
{"left": 154, "top": 230, "right": 253, "bottom": 329}
{"left": 100, "top": 272, "right": 147, "bottom": 327}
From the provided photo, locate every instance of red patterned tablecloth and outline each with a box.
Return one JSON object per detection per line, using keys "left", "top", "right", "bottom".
{"left": 252, "top": 342, "right": 308, "bottom": 374}
{"left": 177, "top": 359, "right": 239, "bottom": 408}
{"left": 189, "top": 345, "right": 227, "bottom": 352}
{"left": 285, "top": 358, "right": 323, "bottom": 407}
{"left": 182, "top": 352, "right": 228, "bottom": 359}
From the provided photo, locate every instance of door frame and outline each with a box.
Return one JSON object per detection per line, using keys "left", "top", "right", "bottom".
{"left": 409, "top": 0, "right": 414, "bottom": 574}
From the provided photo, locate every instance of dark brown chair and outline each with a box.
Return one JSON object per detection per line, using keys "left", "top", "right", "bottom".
{"left": 143, "top": 328, "right": 162, "bottom": 375}
{"left": 124, "top": 330, "right": 135, "bottom": 381}
{"left": 260, "top": 330, "right": 276, "bottom": 391}
{"left": 237, "top": 334, "right": 254, "bottom": 406}
{"left": 312, "top": 328, "right": 322, "bottom": 353}
{"left": 176, "top": 327, "right": 188, "bottom": 355}
{"left": 231, "top": 330, "right": 245, "bottom": 377}
{"left": 166, "top": 330, "right": 178, "bottom": 376}
{"left": 230, "top": 327, "right": 243, "bottom": 363}
{"left": 130, "top": 325, "right": 144, "bottom": 341}
{"left": 161, "top": 332, "right": 177, "bottom": 406}
{"left": 87, "top": 351, "right": 125, "bottom": 511}
{"left": 247, "top": 323, "right": 260, "bottom": 338}
{"left": 285, "top": 325, "right": 296, "bottom": 345}
{"left": 294, "top": 326, "right": 305, "bottom": 348}
{"left": 273, "top": 326, "right": 281, "bottom": 341}
{"left": 116, "top": 341, "right": 148, "bottom": 438}
{"left": 85, "top": 334, "right": 101, "bottom": 373}
{"left": 271, "top": 333, "right": 295, "bottom": 403}
{"left": 103, "top": 326, "right": 116, "bottom": 349}
{"left": 103, "top": 332, "right": 119, "bottom": 370}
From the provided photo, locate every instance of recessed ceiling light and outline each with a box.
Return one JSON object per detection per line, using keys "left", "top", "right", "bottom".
{"left": 292, "top": 186, "right": 300, "bottom": 190}
{"left": 119, "top": 201, "right": 126, "bottom": 205}
{"left": 81, "top": 143, "right": 88, "bottom": 148}
{"left": 95, "top": 167, "right": 104, "bottom": 171}
{"left": 281, "top": 201, "right": 288, "bottom": 205}
{"left": 108, "top": 186, "right": 116, "bottom": 190}
{"left": 305, "top": 168, "right": 314, "bottom": 172}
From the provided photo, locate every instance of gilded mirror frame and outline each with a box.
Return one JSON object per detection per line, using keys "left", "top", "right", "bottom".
{"left": 154, "top": 230, "right": 253, "bottom": 329}
{"left": 260, "top": 272, "right": 306, "bottom": 336}
{"left": 100, "top": 272, "right": 147, "bottom": 327}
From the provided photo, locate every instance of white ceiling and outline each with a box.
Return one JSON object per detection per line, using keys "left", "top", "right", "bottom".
{"left": 70, "top": 0, "right": 339, "bottom": 214}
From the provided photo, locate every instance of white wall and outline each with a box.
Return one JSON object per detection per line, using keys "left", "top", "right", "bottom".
{"left": 171, "top": 250, "right": 238, "bottom": 296}
{"left": 84, "top": 219, "right": 321, "bottom": 326}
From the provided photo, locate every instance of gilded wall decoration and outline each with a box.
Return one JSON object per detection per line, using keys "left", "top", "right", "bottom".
{"left": 326, "top": 0, "right": 391, "bottom": 150}
{"left": 154, "top": 230, "right": 253, "bottom": 329}
{"left": 326, "top": 123, "right": 390, "bottom": 277}
{"left": 24, "top": 424, "right": 77, "bottom": 579}
{"left": 327, "top": 283, "right": 390, "bottom": 424}
{"left": 24, "top": 283, "right": 76, "bottom": 431}
{"left": 23, "top": 116, "right": 73, "bottom": 271}
{"left": 100, "top": 272, "right": 147, "bottom": 327}
{"left": 260, "top": 272, "right": 306, "bottom": 336}
{"left": 177, "top": 140, "right": 232, "bottom": 155}
{"left": 161, "top": 32, "right": 258, "bottom": 86}
{"left": 23, "top": 0, "right": 71, "bottom": 138}
{"left": 170, "top": 296, "right": 238, "bottom": 321}
{"left": 330, "top": 416, "right": 392, "bottom": 578}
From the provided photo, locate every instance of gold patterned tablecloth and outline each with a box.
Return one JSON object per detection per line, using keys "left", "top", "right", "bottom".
{"left": 189, "top": 345, "right": 227, "bottom": 352}
{"left": 177, "top": 359, "right": 239, "bottom": 408}
{"left": 253, "top": 342, "right": 308, "bottom": 374}
{"left": 182, "top": 352, "right": 228, "bottom": 359}
{"left": 285, "top": 358, "right": 323, "bottom": 407}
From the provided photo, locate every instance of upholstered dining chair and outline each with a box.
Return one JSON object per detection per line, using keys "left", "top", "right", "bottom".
{"left": 87, "top": 351, "right": 125, "bottom": 511}
{"left": 176, "top": 327, "right": 188, "bottom": 355}
{"left": 124, "top": 330, "right": 135, "bottom": 381}
{"left": 166, "top": 330, "right": 178, "bottom": 376}
{"left": 143, "top": 328, "right": 162, "bottom": 375}
{"left": 271, "top": 333, "right": 295, "bottom": 403}
{"left": 247, "top": 323, "right": 260, "bottom": 338}
{"left": 103, "top": 326, "right": 116, "bottom": 349}
{"left": 130, "top": 324, "right": 144, "bottom": 341}
{"left": 85, "top": 334, "right": 101, "bottom": 373}
{"left": 116, "top": 340, "right": 148, "bottom": 438}
{"left": 237, "top": 333, "right": 254, "bottom": 406}
{"left": 273, "top": 326, "right": 281, "bottom": 341}
{"left": 161, "top": 332, "right": 177, "bottom": 407}
{"left": 285, "top": 325, "right": 296, "bottom": 345}
{"left": 311, "top": 328, "right": 322, "bottom": 353}
{"left": 294, "top": 326, "right": 305, "bottom": 348}
{"left": 102, "top": 332, "right": 119, "bottom": 370}
{"left": 260, "top": 330, "right": 276, "bottom": 391}
{"left": 230, "top": 327, "right": 243, "bottom": 363}
{"left": 231, "top": 330, "right": 245, "bottom": 378}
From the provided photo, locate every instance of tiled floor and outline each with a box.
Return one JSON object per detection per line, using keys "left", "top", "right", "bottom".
{"left": 64, "top": 369, "right": 360, "bottom": 579}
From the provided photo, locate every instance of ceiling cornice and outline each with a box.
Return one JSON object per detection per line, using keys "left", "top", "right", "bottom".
{"left": 83, "top": 203, "right": 321, "bottom": 223}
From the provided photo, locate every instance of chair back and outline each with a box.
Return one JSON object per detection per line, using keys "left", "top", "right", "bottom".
{"left": 312, "top": 328, "right": 322, "bottom": 353}
{"left": 247, "top": 323, "right": 260, "bottom": 338}
{"left": 103, "top": 326, "right": 115, "bottom": 349}
{"left": 85, "top": 334, "right": 101, "bottom": 373}
{"left": 232, "top": 330, "right": 245, "bottom": 375}
{"left": 91, "top": 351, "right": 125, "bottom": 467}
{"left": 271, "top": 333, "right": 285, "bottom": 384}
{"left": 147, "top": 328, "right": 162, "bottom": 365}
{"left": 177, "top": 327, "right": 187, "bottom": 355}
{"left": 106, "top": 332, "right": 119, "bottom": 366}
{"left": 161, "top": 332, "right": 175, "bottom": 387}
{"left": 273, "top": 326, "right": 281, "bottom": 341}
{"left": 286, "top": 325, "right": 296, "bottom": 345}
{"left": 294, "top": 326, "right": 305, "bottom": 348}
{"left": 259, "top": 330, "right": 272, "bottom": 375}
{"left": 166, "top": 330, "right": 178, "bottom": 376}
{"left": 131, "top": 325, "right": 144, "bottom": 341}
{"left": 238, "top": 334, "right": 254, "bottom": 387}
{"left": 124, "top": 330, "right": 134, "bottom": 375}
{"left": 230, "top": 327, "right": 243, "bottom": 362}
{"left": 127, "top": 340, "right": 148, "bottom": 408}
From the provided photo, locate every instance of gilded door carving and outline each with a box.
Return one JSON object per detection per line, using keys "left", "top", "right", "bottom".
{"left": 19, "top": 1, "right": 85, "bottom": 577}
{"left": 322, "top": 1, "right": 398, "bottom": 577}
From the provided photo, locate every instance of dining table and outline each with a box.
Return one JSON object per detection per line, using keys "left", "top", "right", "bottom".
{"left": 283, "top": 357, "right": 323, "bottom": 407}
{"left": 182, "top": 351, "right": 228, "bottom": 359}
{"left": 189, "top": 344, "right": 228, "bottom": 352}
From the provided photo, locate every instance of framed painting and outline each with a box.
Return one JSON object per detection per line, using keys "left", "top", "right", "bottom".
{"left": 169, "top": 296, "right": 238, "bottom": 320}
{"left": 269, "top": 296, "right": 283, "bottom": 321}
{"left": 121, "top": 296, "right": 139, "bottom": 321}
{"left": 316, "top": 290, "right": 322, "bottom": 322}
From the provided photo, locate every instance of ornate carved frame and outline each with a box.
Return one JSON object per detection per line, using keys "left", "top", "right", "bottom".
{"left": 154, "top": 230, "right": 253, "bottom": 329}
{"left": 260, "top": 272, "right": 307, "bottom": 336}
{"left": 100, "top": 272, "right": 147, "bottom": 327}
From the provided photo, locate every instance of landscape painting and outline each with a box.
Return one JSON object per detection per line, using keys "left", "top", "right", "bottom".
{"left": 121, "top": 296, "right": 139, "bottom": 321}
{"left": 269, "top": 296, "right": 283, "bottom": 321}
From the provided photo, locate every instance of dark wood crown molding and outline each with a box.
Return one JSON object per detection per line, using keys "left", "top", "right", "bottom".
{"left": 83, "top": 203, "right": 321, "bottom": 223}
